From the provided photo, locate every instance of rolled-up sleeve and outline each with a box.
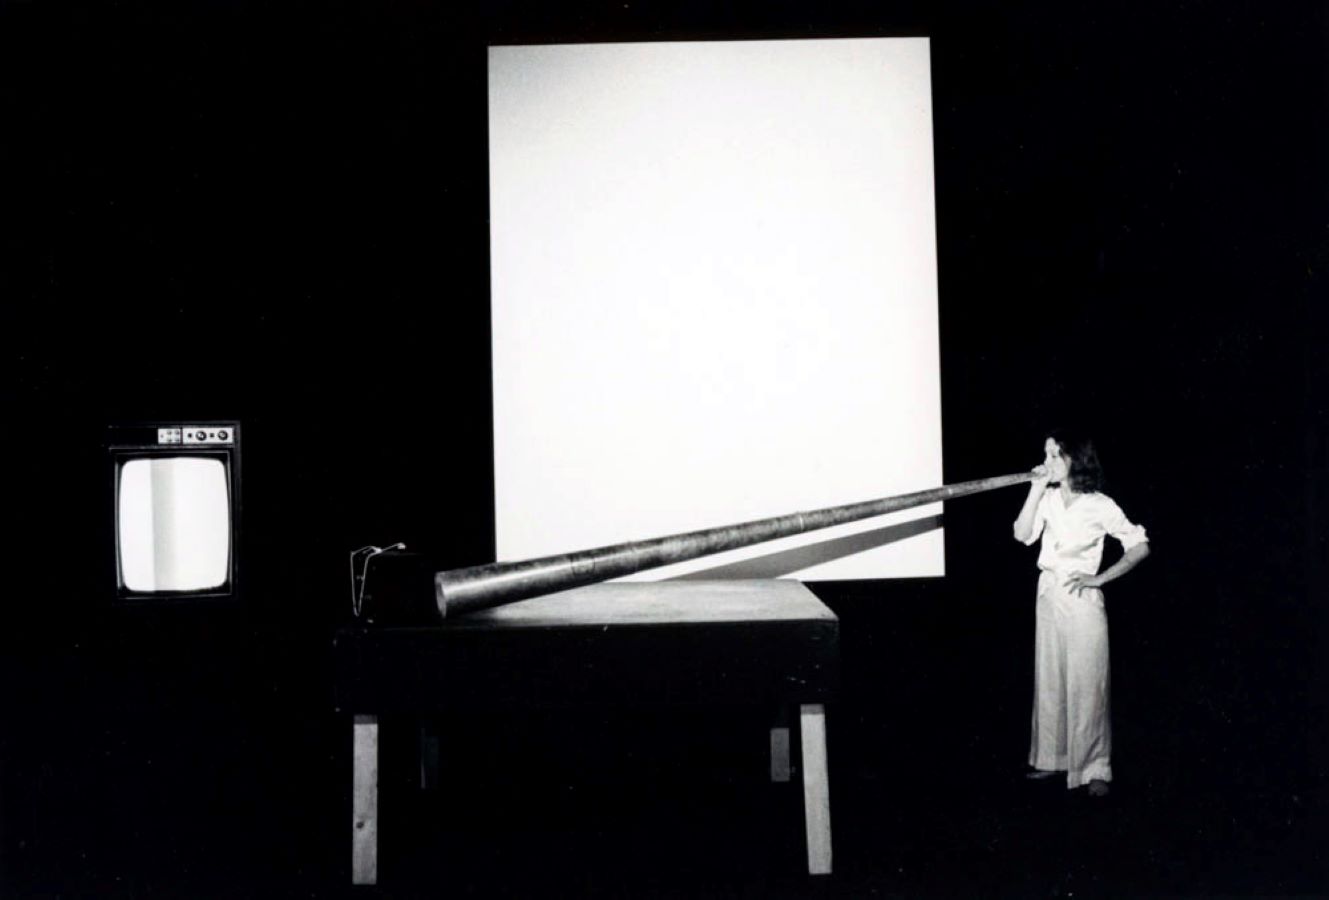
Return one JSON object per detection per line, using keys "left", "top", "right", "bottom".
{"left": 1102, "top": 497, "right": 1148, "bottom": 550}
{"left": 1020, "top": 493, "right": 1048, "bottom": 546}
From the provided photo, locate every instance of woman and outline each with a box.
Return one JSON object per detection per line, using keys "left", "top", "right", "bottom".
{"left": 1012, "top": 433, "right": 1151, "bottom": 797}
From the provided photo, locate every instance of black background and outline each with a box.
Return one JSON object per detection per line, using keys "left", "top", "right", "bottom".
{"left": 1, "top": 1, "right": 1325, "bottom": 896}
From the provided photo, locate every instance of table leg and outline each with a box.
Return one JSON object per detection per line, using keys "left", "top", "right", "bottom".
{"left": 799, "top": 703, "right": 832, "bottom": 875}
{"left": 420, "top": 719, "right": 441, "bottom": 791}
{"left": 770, "top": 724, "right": 792, "bottom": 783}
{"left": 353, "top": 714, "right": 379, "bottom": 885}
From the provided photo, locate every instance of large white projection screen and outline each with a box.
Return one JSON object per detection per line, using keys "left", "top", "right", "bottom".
{"left": 489, "top": 37, "right": 943, "bottom": 581}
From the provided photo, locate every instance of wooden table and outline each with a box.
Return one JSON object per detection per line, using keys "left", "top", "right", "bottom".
{"left": 332, "top": 579, "right": 839, "bottom": 885}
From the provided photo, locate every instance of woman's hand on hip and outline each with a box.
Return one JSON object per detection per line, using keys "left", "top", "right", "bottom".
{"left": 1065, "top": 572, "right": 1104, "bottom": 594}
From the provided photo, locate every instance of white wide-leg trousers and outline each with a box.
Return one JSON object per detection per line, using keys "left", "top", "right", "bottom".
{"left": 1028, "top": 570, "right": 1112, "bottom": 789}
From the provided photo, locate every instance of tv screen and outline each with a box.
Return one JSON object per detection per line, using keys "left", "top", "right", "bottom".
{"left": 488, "top": 37, "right": 943, "bottom": 581}
{"left": 117, "top": 457, "right": 231, "bottom": 592}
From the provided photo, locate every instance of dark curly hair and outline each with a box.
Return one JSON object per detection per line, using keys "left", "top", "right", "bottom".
{"left": 1049, "top": 429, "right": 1106, "bottom": 493}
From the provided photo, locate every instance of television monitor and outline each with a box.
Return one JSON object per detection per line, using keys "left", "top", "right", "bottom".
{"left": 109, "top": 423, "right": 240, "bottom": 601}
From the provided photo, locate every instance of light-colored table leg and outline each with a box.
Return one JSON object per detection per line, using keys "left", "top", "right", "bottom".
{"left": 353, "top": 714, "right": 379, "bottom": 885}
{"left": 799, "top": 703, "right": 832, "bottom": 875}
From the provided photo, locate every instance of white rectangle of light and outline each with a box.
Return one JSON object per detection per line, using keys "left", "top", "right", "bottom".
{"left": 489, "top": 37, "right": 944, "bottom": 580}
{"left": 118, "top": 457, "right": 231, "bottom": 592}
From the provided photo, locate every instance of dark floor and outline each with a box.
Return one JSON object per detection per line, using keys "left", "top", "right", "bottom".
{"left": 351, "top": 712, "right": 1322, "bottom": 900}
{"left": 5, "top": 683, "right": 1323, "bottom": 898}
{"left": 3, "top": 585, "right": 1324, "bottom": 898}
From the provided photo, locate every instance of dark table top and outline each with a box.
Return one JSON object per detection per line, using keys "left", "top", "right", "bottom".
{"left": 333, "top": 580, "right": 840, "bottom": 712}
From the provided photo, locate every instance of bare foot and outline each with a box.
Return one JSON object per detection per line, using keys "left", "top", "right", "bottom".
{"left": 1087, "top": 779, "right": 1110, "bottom": 797}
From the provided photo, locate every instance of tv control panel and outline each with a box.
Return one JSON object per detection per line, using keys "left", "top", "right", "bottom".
{"left": 158, "top": 426, "right": 236, "bottom": 446}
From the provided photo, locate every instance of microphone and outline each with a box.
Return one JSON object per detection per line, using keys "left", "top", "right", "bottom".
{"left": 350, "top": 543, "right": 409, "bottom": 617}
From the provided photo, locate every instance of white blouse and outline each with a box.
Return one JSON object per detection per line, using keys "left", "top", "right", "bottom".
{"left": 1021, "top": 489, "right": 1149, "bottom": 576}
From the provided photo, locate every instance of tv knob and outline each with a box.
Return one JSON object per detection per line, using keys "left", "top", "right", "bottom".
{"left": 196, "top": 430, "right": 208, "bottom": 441}
{"left": 218, "top": 430, "right": 229, "bottom": 441}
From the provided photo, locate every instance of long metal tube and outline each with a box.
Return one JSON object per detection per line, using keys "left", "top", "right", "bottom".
{"left": 435, "top": 471, "right": 1035, "bottom": 617}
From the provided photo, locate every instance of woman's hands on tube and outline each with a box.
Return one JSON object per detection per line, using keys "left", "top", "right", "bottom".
{"left": 1013, "top": 460, "right": 1051, "bottom": 542}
